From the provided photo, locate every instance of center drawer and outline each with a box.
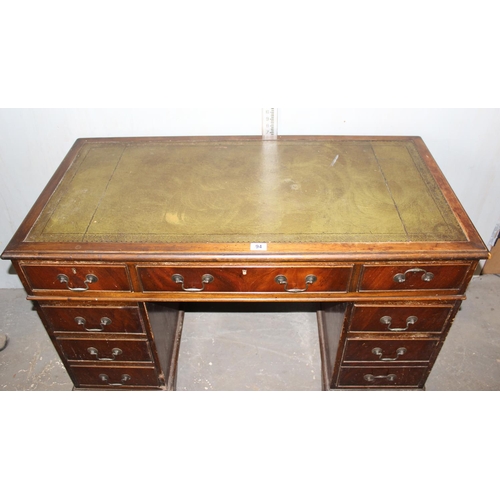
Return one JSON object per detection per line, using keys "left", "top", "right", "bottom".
{"left": 136, "top": 265, "right": 353, "bottom": 293}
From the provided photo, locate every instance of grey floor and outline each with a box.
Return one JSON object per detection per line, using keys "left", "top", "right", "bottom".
{"left": 1, "top": 275, "right": 499, "bottom": 391}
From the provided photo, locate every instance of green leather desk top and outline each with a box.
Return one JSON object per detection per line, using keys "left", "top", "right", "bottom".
{"left": 26, "top": 137, "right": 467, "bottom": 244}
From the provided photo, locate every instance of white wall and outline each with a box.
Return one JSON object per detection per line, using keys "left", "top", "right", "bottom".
{"left": 1, "top": 108, "right": 499, "bottom": 288}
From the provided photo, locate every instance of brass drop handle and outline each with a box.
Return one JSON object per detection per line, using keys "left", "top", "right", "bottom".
{"left": 380, "top": 315, "right": 418, "bottom": 332}
{"left": 393, "top": 268, "right": 434, "bottom": 283}
{"left": 372, "top": 347, "right": 407, "bottom": 361}
{"left": 75, "top": 316, "right": 112, "bottom": 332}
{"left": 364, "top": 373, "right": 396, "bottom": 382}
{"left": 275, "top": 274, "right": 317, "bottom": 293}
{"left": 57, "top": 273, "right": 98, "bottom": 291}
{"left": 87, "top": 347, "right": 122, "bottom": 361}
{"left": 171, "top": 273, "right": 214, "bottom": 292}
{"left": 99, "top": 373, "right": 131, "bottom": 386}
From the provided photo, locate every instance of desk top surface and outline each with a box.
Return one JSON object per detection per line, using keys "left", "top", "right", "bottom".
{"left": 3, "top": 136, "right": 488, "bottom": 260}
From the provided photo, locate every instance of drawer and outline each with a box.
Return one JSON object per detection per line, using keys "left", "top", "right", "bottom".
{"left": 342, "top": 338, "right": 440, "bottom": 363}
{"left": 40, "top": 305, "right": 145, "bottom": 334}
{"left": 21, "top": 263, "right": 132, "bottom": 293}
{"left": 137, "top": 265, "right": 353, "bottom": 293}
{"left": 337, "top": 366, "right": 428, "bottom": 388}
{"left": 358, "top": 263, "right": 471, "bottom": 292}
{"left": 69, "top": 365, "right": 160, "bottom": 388}
{"left": 349, "top": 305, "right": 453, "bottom": 334}
{"left": 55, "top": 338, "right": 153, "bottom": 363}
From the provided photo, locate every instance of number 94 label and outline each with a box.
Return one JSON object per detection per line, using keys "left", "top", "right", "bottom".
{"left": 250, "top": 242, "right": 267, "bottom": 251}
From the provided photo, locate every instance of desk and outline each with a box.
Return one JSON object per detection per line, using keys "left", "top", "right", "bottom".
{"left": 1, "top": 136, "right": 488, "bottom": 390}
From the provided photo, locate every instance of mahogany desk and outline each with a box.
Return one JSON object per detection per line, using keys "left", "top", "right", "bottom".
{"left": 1, "top": 136, "right": 489, "bottom": 390}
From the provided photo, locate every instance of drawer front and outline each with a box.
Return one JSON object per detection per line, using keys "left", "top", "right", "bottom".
{"left": 40, "top": 306, "right": 145, "bottom": 334}
{"left": 358, "top": 263, "right": 470, "bottom": 292}
{"left": 56, "top": 338, "right": 153, "bottom": 363}
{"left": 337, "top": 366, "right": 428, "bottom": 388}
{"left": 137, "top": 265, "right": 353, "bottom": 293}
{"left": 342, "top": 338, "right": 440, "bottom": 363}
{"left": 21, "top": 263, "right": 132, "bottom": 292}
{"left": 349, "top": 305, "right": 453, "bottom": 334}
{"left": 69, "top": 365, "right": 160, "bottom": 388}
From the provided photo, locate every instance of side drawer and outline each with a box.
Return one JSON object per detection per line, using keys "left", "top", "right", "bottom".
{"left": 20, "top": 263, "right": 132, "bottom": 293}
{"left": 358, "top": 263, "right": 471, "bottom": 293}
{"left": 69, "top": 365, "right": 161, "bottom": 388}
{"left": 55, "top": 338, "right": 153, "bottom": 363}
{"left": 342, "top": 338, "right": 440, "bottom": 363}
{"left": 137, "top": 265, "right": 353, "bottom": 293}
{"left": 337, "top": 366, "right": 428, "bottom": 388}
{"left": 349, "top": 305, "right": 453, "bottom": 334}
{"left": 40, "top": 305, "right": 145, "bottom": 334}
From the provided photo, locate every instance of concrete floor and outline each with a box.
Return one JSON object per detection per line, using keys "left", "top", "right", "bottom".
{"left": 1, "top": 275, "right": 499, "bottom": 391}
